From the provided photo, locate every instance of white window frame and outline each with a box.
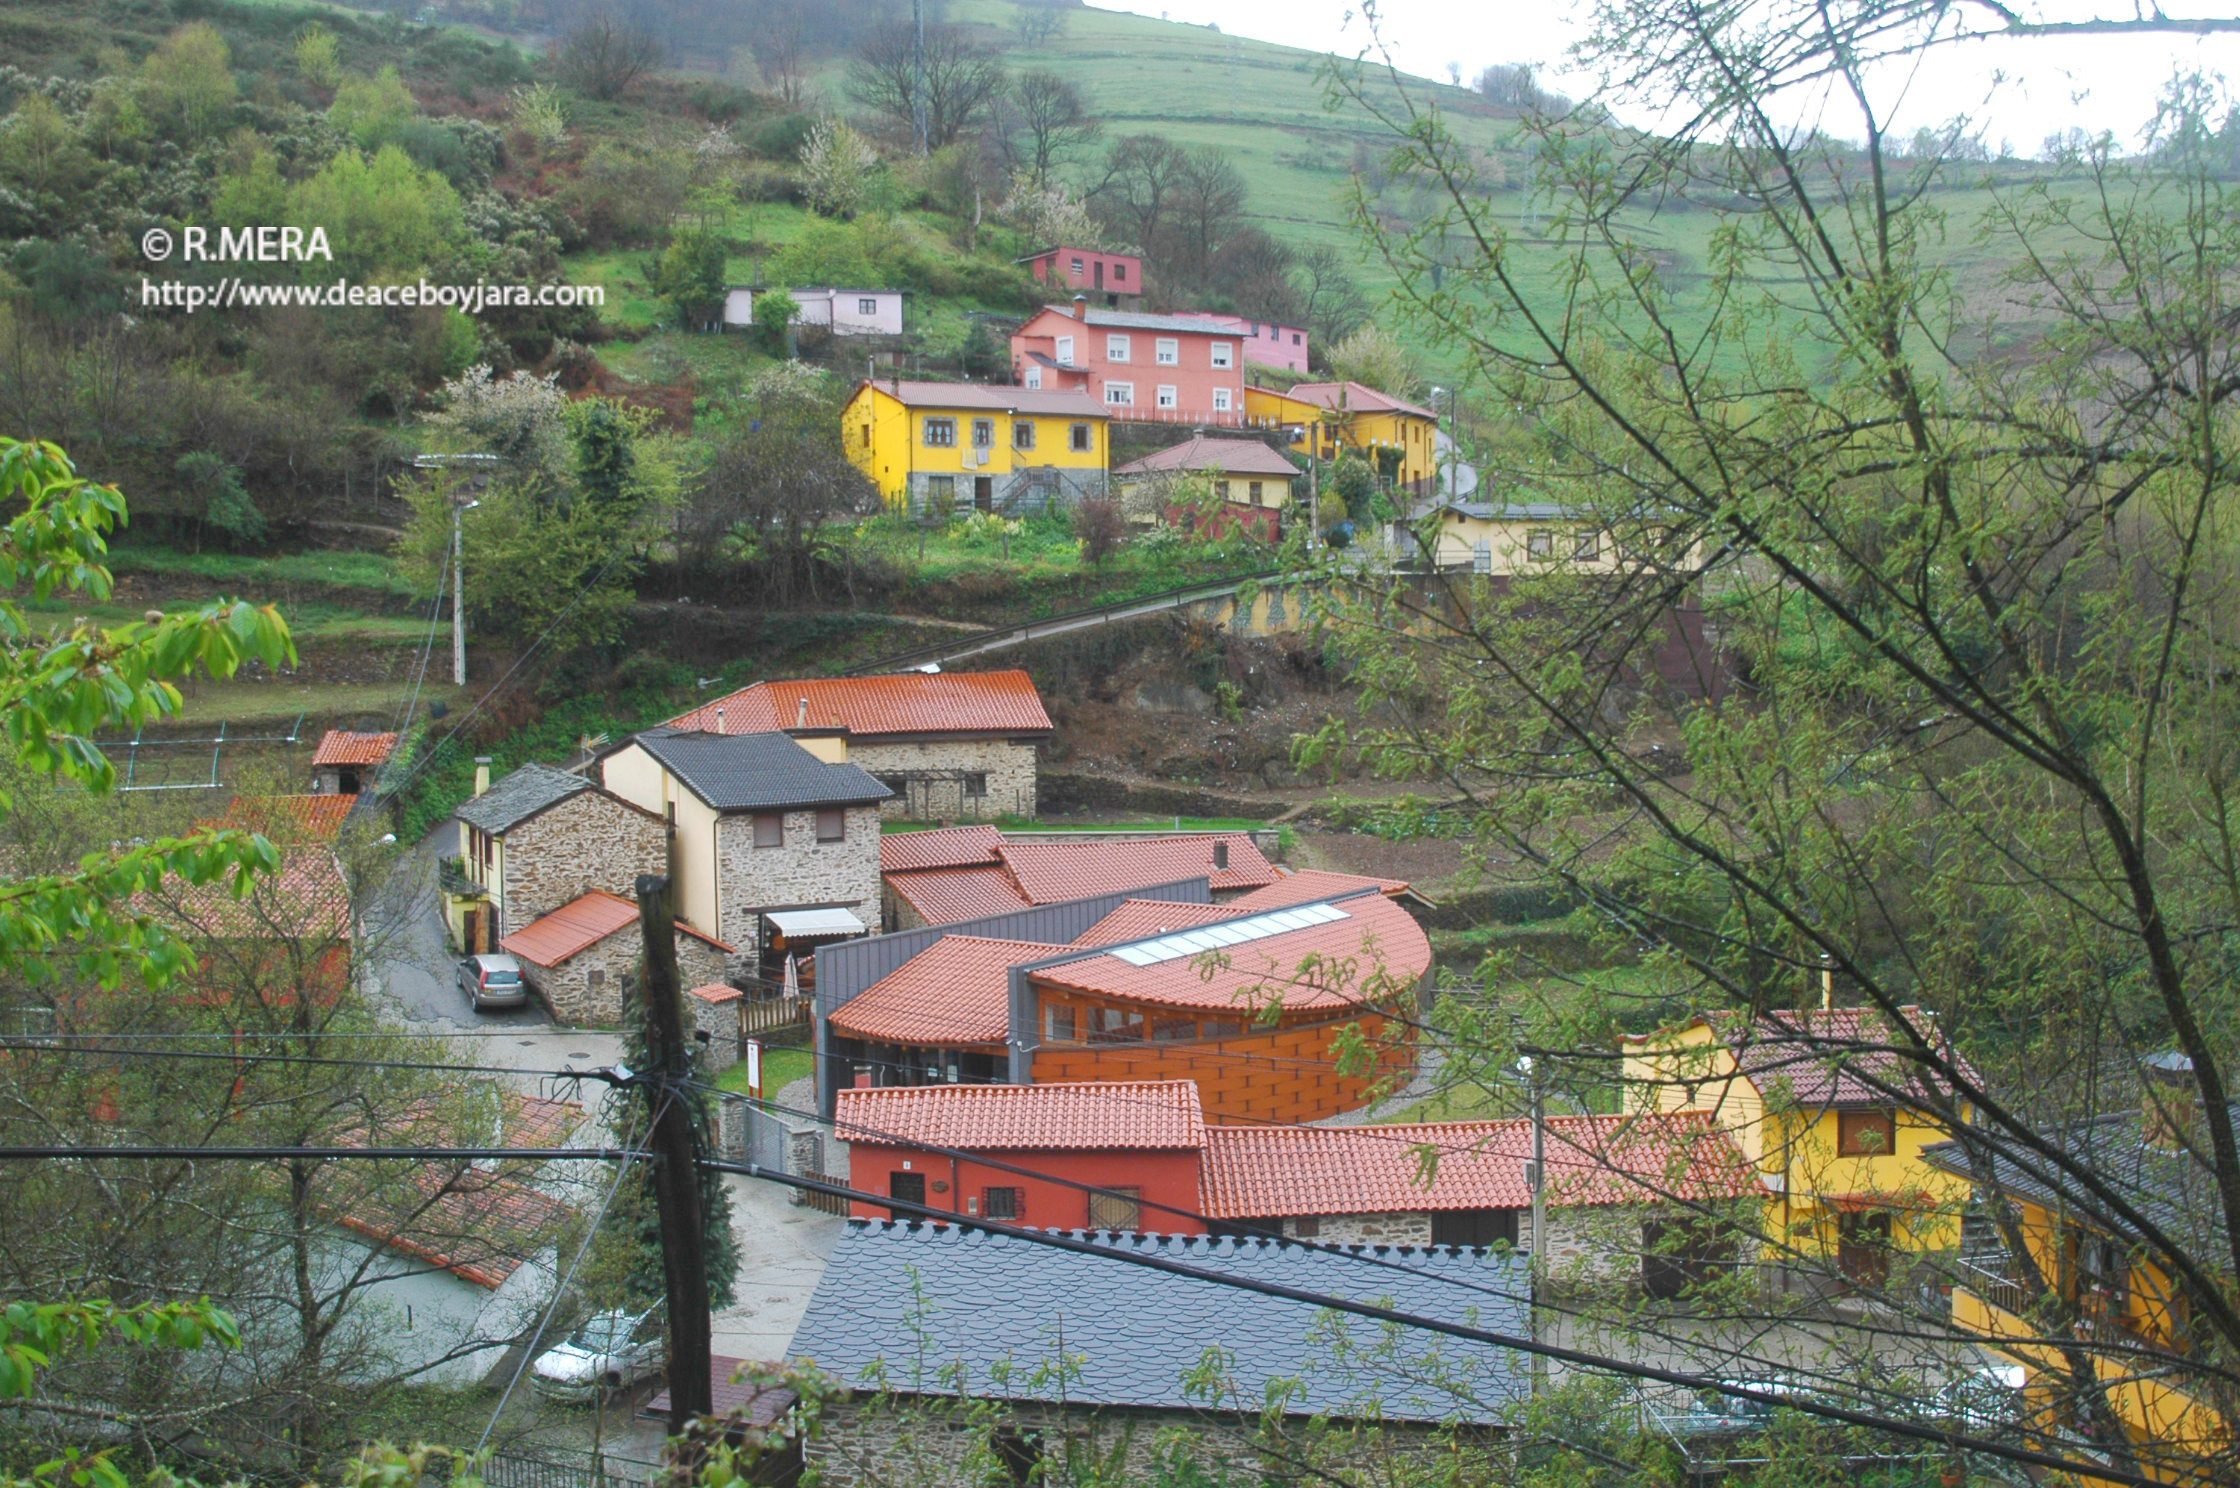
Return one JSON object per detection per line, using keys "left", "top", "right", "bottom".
{"left": 1024, "top": 366, "right": 1043, "bottom": 389}
{"left": 1106, "top": 334, "right": 1131, "bottom": 362}
{"left": 1104, "top": 381, "right": 1135, "bottom": 407}
{"left": 1055, "top": 334, "right": 1075, "bottom": 364}
{"left": 1155, "top": 337, "right": 1179, "bottom": 366}
{"left": 1211, "top": 387, "right": 1234, "bottom": 413}
{"left": 1156, "top": 385, "right": 1178, "bottom": 410}
{"left": 1070, "top": 256, "right": 1085, "bottom": 276}
{"left": 1209, "top": 341, "right": 1235, "bottom": 369}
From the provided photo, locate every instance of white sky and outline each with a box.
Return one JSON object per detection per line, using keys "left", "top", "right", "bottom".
{"left": 1101, "top": 0, "right": 2240, "bottom": 152}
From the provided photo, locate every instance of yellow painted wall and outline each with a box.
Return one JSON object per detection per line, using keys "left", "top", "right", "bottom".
{"left": 1244, "top": 388, "right": 1438, "bottom": 488}
{"left": 1413, "top": 510, "right": 1624, "bottom": 573}
{"left": 842, "top": 384, "right": 1109, "bottom": 509}
{"left": 599, "top": 743, "right": 722, "bottom": 937}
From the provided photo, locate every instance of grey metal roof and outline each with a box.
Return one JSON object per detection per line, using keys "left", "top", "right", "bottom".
{"left": 455, "top": 762, "right": 590, "bottom": 835}
{"left": 631, "top": 728, "right": 891, "bottom": 814}
{"left": 790, "top": 1221, "right": 1531, "bottom": 1423}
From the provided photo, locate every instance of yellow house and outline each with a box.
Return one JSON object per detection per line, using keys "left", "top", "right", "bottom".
{"left": 1244, "top": 380, "right": 1439, "bottom": 497}
{"left": 1620, "top": 1005, "right": 1976, "bottom": 1278}
{"left": 1396, "top": 499, "right": 1626, "bottom": 573}
{"left": 1924, "top": 1062, "right": 2235, "bottom": 1480}
{"left": 841, "top": 379, "right": 1109, "bottom": 518}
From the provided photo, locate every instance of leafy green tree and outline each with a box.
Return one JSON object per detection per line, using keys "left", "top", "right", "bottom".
{"left": 570, "top": 399, "right": 638, "bottom": 514}
{"left": 285, "top": 145, "right": 463, "bottom": 279}
{"left": 294, "top": 22, "right": 341, "bottom": 91}
{"left": 170, "top": 452, "right": 266, "bottom": 551}
{"left": 750, "top": 288, "right": 798, "bottom": 355}
{"left": 327, "top": 65, "right": 417, "bottom": 151}
{"left": 137, "top": 22, "right": 237, "bottom": 141}
{"left": 656, "top": 226, "right": 728, "bottom": 329}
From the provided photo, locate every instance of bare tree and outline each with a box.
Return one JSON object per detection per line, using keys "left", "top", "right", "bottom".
{"left": 1471, "top": 60, "right": 1568, "bottom": 113}
{"left": 1160, "top": 144, "right": 1248, "bottom": 292}
{"left": 1000, "top": 69, "right": 1100, "bottom": 192}
{"left": 1293, "top": 242, "right": 1370, "bottom": 345}
{"left": 849, "top": 20, "right": 1008, "bottom": 153}
{"left": 1013, "top": 2, "right": 1070, "bottom": 47}
{"left": 1211, "top": 226, "right": 1301, "bottom": 324}
{"left": 552, "top": 6, "right": 665, "bottom": 101}
{"left": 751, "top": 0, "right": 811, "bottom": 108}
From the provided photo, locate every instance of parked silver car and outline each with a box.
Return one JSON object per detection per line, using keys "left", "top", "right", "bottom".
{"left": 530, "top": 1307, "right": 664, "bottom": 1403}
{"left": 457, "top": 952, "right": 528, "bottom": 1011}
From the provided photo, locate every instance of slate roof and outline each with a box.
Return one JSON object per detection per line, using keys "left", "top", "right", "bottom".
{"left": 671, "top": 670, "right": 1055, "bottom": 739}
{"left": 629, "top": 729, "right": 890, "bottom": 813}
{"left": 1279, "top": 380, "right": 1438, "bottom": 422}
{"left": 499, "top": 889, "right": 734, "bottom": 968}
{"left": 1635, "top": 1005, "right": 1979, "bottom": 1109}
{"left": 1071, "top": 898, "right": 1237, "bottom": 947}
{"left": 880, "top": 824, "right": 1006, "bottom": 874}
{"left": 1114, "top": 437, "right": 1301, "bottom": 479}
{"left": 828, "top": 935, "right": 1069, "bottom": 1045}
{"left": 1032, "top": 891, "right": 1430, "bottom": 1014}
{"left": 837, "top": 1080, "right": 1206, "bottom": 1151}
{"left": 863, "top": 380, "right": 1106, "bottom": 417}
{"left": 455, "top": 762, "right": 591, "bottom": 835}
{"left": 311, "top": 730, "right": 397, "bottom": 768}
{"left": 886, "top": 865, "right": 1035, "bottom": 925}
{"left": 791, "top": 1222, "right": 1530, "bottom": 1421}
{"left": 997, "top": 835, "right": 1277, "bottom": 902}
{"left": 1200, "top": 1110, "right": 1758, "bottom": 1219}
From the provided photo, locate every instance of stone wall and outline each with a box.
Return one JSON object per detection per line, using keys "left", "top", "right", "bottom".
{"left": 851, "top": 739, "right": 1039, "bottom": 822}
{"left": 713, "top": 803, "right": 883, "bottom": 974}
{"left": 901, "top": 466, "right": 1105, "bottom": 521}
{"left": 688, "top": 984, "right": 742, "bottom": 1073}
{"left": 1289, "top": 1212, "right": 1436, "bottom": 1246}
{"left": 522, "top": 924, "right": 729, "bottom": 1027}
{"left": 500, "top": 790, "right": 667, "bottom": 938}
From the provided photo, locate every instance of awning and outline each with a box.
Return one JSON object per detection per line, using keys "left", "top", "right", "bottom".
{"left": 765, "top": 908, "right": 867, "bottom": 939}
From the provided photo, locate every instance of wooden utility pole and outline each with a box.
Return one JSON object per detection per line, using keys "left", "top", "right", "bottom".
{"left": 636, "top": 874, "right": 713, "bottom": 1428}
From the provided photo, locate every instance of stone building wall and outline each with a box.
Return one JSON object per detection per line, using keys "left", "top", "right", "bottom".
{"left": 712, "top": 803, "right": 882, "bottom": 975}
{"left": 688, "top": 984, "right": 742, "bottom": 1073}
{"left": 1286, "top": 1212, "right": 1436, "bottom": 1246}
{"left": 500, "top": 790, "right": 667, "bottom": 938}
{"left": 521, "top": 924, "right": 729, "bottom": 1027}
{"left": 850, "top": 739, "right": 1039, "bottom": 821}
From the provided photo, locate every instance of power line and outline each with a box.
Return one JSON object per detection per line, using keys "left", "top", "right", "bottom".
{"left": 0, "top": 1040, "right": 629, "bottom": 1083}
{"left": 707, "top": 1160, "right": 2172, "bottom": 1488}
{"left": 0, "top": 1145, "right": 645, "bottom": 1161}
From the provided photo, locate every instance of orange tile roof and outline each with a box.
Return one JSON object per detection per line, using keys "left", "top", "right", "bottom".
{"left": 311, "top": 730, "right": 398, "bottom": 768}
{"left": 338, "top": 1170, "right": 574, "bottom": 1289}
{"left": 1032, "top": 891, "right": 1430, "bottom": 1014}
{"left": 829, "top": 935, "right": 1069, "bottom": 1046}
{"left": 1199, "top": 1110, "right": 1757, "bottom": 1219}
{"left": 1072, "top": 898, "right": 1236, "bottom": 947}
{"left": 837, "top": 1080, "right": 1205, "bottom": 1150}
{"left": 880, "top": 824, "right": 1006, "bottom": 873}
{"left": 1227, "top": 869, "right": 1411, "bottom": 912}
{"left": 1280, "top": 380, "right": 1438, "bottom": 422}
{"left": 670, "top": 670, "right": 1054, "bottom": 739}
{"left": 998, "top": 835, "right": 1277, "bottom": 901}
{"left": 201, "top": 794, "right": 356, "bottom": 842}
{"left": 146, "top": 850, "right": 353, "bottom": 942}
{"left": 500, "top": 890, "right": 734, "bottom": 967}
{"left": 887, "top": 865, "right": 1035, "bottom": 924}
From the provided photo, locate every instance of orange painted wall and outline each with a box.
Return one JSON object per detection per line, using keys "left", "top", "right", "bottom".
{"left": 844, "top": 1145, "right": 1206, "bottom": 1231}
{"left": 1030, "top": 1009, "right": 1416, "bottom": 1124}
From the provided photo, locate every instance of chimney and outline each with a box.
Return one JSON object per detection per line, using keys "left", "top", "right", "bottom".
{"left": 2143, "top": 1052, "right": 2198, "bottom": 1149}
{"left": 1072, "top": 293, "right": 1087, "bottom": 320}
{"left": 1213, "top": 841, "right": 1230, "bottom": 870}
{"left": 713, "top": 706, "right": 725, "bottom": 733}
{"left": 473, "top": 757, "right": 492, "bottom": 797}
{"left": 796, "top": 697, "right": 809, "bottom": 728}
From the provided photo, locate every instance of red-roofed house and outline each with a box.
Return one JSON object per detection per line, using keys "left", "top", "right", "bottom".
{"left": 201, "top": 794, "right": 358, "bottom": 842}
{"left": 831, "top": 1079, "right": 1758, "bottom": 1292}
{"left": 132, "top": 849, "right": 355, "bottom": 1012}
{"left": 1244, "top": 381, "right": 1440, "bottom": 498}
{"left": 500, "top": 890, "right": 733, "bottom": 1025}
{"left": 822, "top": 884, "right": 1430, "bottom": 1123}
{"left": 1621, "top": 1005, "right": 1979, "bottom": 1278}
{"left": 670, "top": 671, "right": 1054, "bottom": 822}
{"left": 1017, "top": 246, "right": 1143, "bottom": 308}
{"left": 310, "top": 730, "right": 397, "bottom": 795}
{"left": 837, "top": 1080, "right": 1206, "bottom": 1230}
{"left": 881, "top": 832, "right": 1280, "bottom": 931}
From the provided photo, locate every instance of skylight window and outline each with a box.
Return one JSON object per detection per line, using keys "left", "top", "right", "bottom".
{"left": 1107, "top": 901, "right": 1349, "bottom": 966}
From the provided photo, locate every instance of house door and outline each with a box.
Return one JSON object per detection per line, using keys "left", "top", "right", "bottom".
{"left": 1431, "top": 1209, "right": 1520, "bottom": 1251}
{"left": 974, "top": 476, "right": 993, "bottom": 512}
{"left": 460, "top": 907, "right": 482, "bottom": 956}
{"left": 1094, "top": 260, "right": 1105, "bottom": 289}
{"left": 1838, "top": 1209, "right": 1893, "bottom": 1289}
{"left": 1643, "top": 1217, "right": 1730, "bottom": 1300}
{"left": 888, "top": 1170, "right": 927, "bottom": 1221}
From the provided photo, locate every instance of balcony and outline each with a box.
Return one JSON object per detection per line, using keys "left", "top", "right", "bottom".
{"left": 1954, "top": 1255, "right": 2030, "bottom": 1317}
{"left": 437, "top": 858, "right": 487, "bottom": 899}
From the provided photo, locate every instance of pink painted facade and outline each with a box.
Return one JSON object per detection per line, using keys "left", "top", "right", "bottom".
{"left": 1197, "top": 313, "right": 1310, "bottom": 375}
{"left": 1017, "top": 246, "right": 1144, "bottom": 307}
{"left": 1010, "top": 304, "right": 1249, "bottom": 427}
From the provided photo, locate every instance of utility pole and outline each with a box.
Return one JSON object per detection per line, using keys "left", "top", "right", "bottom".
{"left": 1520, "top": 1054, "right": 1547, "bottom": 1395}
{"left": 911, "top": 0, "right": 929, "bottom": 155}
{"left": 450, "top": 496, "right": 479, "bottom": 686}
{"left": 636, "top": 875, "right": 713, "bottom": 1432}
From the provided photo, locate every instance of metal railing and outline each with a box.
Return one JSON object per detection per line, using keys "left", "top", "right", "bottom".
{"left": 1953, "top": 1255, "right": 2030, "bottom": 1316}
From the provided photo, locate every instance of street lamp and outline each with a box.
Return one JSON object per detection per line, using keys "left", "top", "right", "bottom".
{"left": 452, "top": 498, "right": 480, "bottom": 686}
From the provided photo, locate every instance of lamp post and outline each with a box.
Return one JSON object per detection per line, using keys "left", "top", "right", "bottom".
{"left": 451, "top": 497, "right": 480, "bottom": 686}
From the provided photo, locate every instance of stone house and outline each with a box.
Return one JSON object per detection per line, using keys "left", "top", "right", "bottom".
{"left": 789, "top": 1220, "right": 1527, "bottom": 1487}
{"left": 498, "top": 889, "right": 732, "bottom": 1026}
{"left": 310, "top": 730, "right": 396, "bottom": 796}
{"left": 599, "top": 728, "right": 889, "bottom": 981}
{"left": 667, "top": 670, "right": 1055, "bottom": 823}
{"left": 448, "top": 761, "right": 668, "bottom": 955}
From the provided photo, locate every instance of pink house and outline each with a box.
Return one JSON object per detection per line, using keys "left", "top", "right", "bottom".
{"left": 1197, "top": 313, "right": 1310, "bottom": 375}
{"left": 1017, "top": 246, "right": 1143, "bottom": 308}
{"left": 1011, "top": 301, "right": 1248, "bottom": 426}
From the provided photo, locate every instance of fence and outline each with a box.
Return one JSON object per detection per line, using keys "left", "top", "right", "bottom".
{"left": 452, "top": 1448, "right": 662, "bottom": 1488}
{"left": 740, "top": 993, "right": 812, "bottom": 1041}
{"left": 795, "top": 1171, "right": 851, "bottom": 1216}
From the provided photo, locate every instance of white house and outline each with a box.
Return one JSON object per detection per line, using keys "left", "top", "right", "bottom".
{"left": 722, "top": 287, "right": 906, "bottom": 337}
